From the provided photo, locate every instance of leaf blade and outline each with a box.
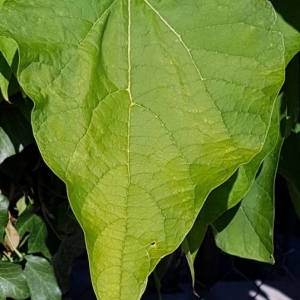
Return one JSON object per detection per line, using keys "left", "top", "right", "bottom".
{"left": 24, "top": 255, "right": 61, "bottom": 300}
{"left": 0, "top": 1, "right": 285, "bottom": 299}
{"left": 0, "top": 262, "right": 30, "bottom": 300}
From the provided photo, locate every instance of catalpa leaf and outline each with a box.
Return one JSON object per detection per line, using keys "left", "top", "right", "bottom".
{"left": 212, "top": 135, "right": 282, "bottom": 263}
{"left": 183, "top": 87, "right": 280, "bottom": 274}
{"left": 0, "top": 1, "right": 284, "bottom": 299}
{"left": 213, "top": 95, "right": 286, "bottom": 263}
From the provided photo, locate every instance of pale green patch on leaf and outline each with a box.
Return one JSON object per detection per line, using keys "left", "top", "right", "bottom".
{"left": 24, "top": 255, "right": 61, "bottom": 300}
{"left": 200, "top": 93, "right": 280, "bottom": 225}
{"left": 0, "top": 0, "right": 285, "bottom": 299}
{"left": 0, "top": 261, "right": 30, "bottom": 300}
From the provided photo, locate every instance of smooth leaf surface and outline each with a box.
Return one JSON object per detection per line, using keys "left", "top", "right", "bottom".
{"left": 213, "top": 97, "right": 285, "bottom": 263}
{"left": 0, "top": 194, "right": 9, "bottom": 243}
{"left": 24, "top": 255, "right": 61, "bottom": 300}
{"left": 0, "top": 1, "right": 285, "bottom": 299}
{"left": 15, "top": 208, "right": 50, "bottom": 258}
{"left": 0, "top": 262, "right": 30, "bottom": 300}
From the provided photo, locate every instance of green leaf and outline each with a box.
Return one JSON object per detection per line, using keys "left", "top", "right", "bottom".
{"left": 182, "top": 218, "right": 207, "bottom": 287}
{"left": 183, "top": 89, "right": 281, "bottom": 276}
{"left": 24, "top": 255, "right": 61, "bottom": 300}
{"left": 0, "top": 194, "right": 9, "bottom": 244}
{"left": 0, "top": 36, "right": 17, "bottom": 100}
{"left": 0, "top": 261, "right": 30, "bottom": 300}
{"left": 200, "top": 90, "right": 281, "bottom": 225}
{"left": 273, "top": 0, "right": 300, "bottom": 64}
{"left": 15, "top": 208, "right": 50, "bottom": 258}
{"left": 0, "top": 126, "right": 15, "bottom": 164}
{"left": 212, "top": 97, "right": 285, "bottom": 263}
{"left": 0, "top": 1, "right": 285, "bottom": 299}
{"left": 0, "top": 52, "right": 11, "bottom": 101}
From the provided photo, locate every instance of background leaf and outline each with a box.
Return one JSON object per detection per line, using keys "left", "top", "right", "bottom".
{"left": 0, "top": 261, "right": 30, "bottom": 300}
{"left": 24, "top": 255, "right": 61, "bottom": 300}
{"left": 182, "top": 218, "right": 207, "bottom": 287}
{"left": 15, "top": 207, "right": 50, "bottom": 258}
{"left": 0, "top": 126, "right": 15, "bottom": 164}
{"left": 0, "top": 194, "right": 9, "bottom": 243}
{"left": 0, "top": 1, "right": 285, "bottom": 299}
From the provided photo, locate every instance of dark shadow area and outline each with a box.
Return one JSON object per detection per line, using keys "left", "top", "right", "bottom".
{"left": 272, "top": 0, "right": 300, "bottom": 33}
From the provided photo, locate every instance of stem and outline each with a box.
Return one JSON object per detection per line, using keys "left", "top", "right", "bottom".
{"left": 5, "top": 228, "right": 23, "bottom": 260}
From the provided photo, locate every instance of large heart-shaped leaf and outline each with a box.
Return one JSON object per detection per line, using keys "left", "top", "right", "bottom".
{"left": 0, "top": 1, "right": 284, "bottom": 299}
